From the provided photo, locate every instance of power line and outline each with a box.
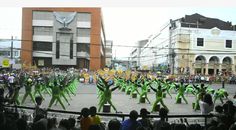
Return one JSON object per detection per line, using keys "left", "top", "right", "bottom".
{"left": 0, "top": 33, "right": 183, "bottom": 49}
{"left": 0, "top": 44, "right": 235, "bottom": 63}
{"left": 6, "top": 46, "right": 220, "bottom": 61}
{"left": 1, "top": 38, "right": 236, "bottom": 53}
{"left": 2, "top": 47, "right": 170, "bottom": 59}
{"left": 0, "top": 47, "right": 233, "bottom": 68}
{"left": 22, "top": 46, "right": 236, "bottom": 60}
{"left": 0, "top": 38, "right": 171, "bottom": 49}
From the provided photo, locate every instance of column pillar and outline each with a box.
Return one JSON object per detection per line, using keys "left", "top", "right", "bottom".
{"left": 219, "top": 64, "right": 222, "bottom": 75}
{"left": 191, "top": 63, "right": 195, "bottom": 75}
{"left": 205, "top": 63, "right": 208, "bottom": 75}
{"left": 232, "top": 64, "right": 235, "bottom": 75}
{"left": 213, "top": 64, "right": 216, "bottom": 76}
{"left": 201, "top": 64, "right": 204, "bottom": 75}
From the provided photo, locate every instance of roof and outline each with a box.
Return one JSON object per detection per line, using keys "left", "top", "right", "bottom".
{"left": 180, "top": 13, "right": 236, "bottom": 31}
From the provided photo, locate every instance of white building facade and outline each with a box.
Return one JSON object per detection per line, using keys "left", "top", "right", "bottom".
{"left": 140, "top": 13, "right": 236, "bottom": 75}
{"left": 130, "top": 39, "right": 148, "bottom": 69}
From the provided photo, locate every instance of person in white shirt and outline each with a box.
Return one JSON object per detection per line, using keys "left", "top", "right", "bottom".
{"left": 7, "top": 73, "right": 15, "bottom": 98}
{"left": 8, "top": 74, "right": 15, "bottom": 84}
{"left": 199, "top": 93, "right": 214, "bottom": 114}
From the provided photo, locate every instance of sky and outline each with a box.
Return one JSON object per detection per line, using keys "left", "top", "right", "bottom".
{"left": 1, "top": 7, "right": 236, "bottom": 60}
{"left": 103, "top": 7, "right": 236, "bottom": 59}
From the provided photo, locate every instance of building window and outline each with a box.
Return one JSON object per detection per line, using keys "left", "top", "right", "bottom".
{"left": 77, "top": 13, "right": 91, "bottom": 22}
{"left": 56, "top": 40, "right": 60, "bottom": 59}
{"left": 226, "top": 40, "right": 232, "bottom": 48}
{"left": 197, "top": 38, "right": 204, "bottom": 46}
{"left": 77, "top": 58, "right": 89, "bottom": 69}
{"left": 33, "top": 26, "right": 53, "bottom": 35}
{"left": 33, "top": 11, "right": 53, "bottom": 20}
{"left": 77, "top": 28, "right": 90, "bottom": 37}
{"left": 77, "top": 43, "right": 90, "bottom": 54}
{"left": 33, "top": 57, "right": 52, "bottom": 67}
{"left": 70, "top": 40, "right": 73, "bottom": 59}
{"left": 14, "top": 51, "right": 18, "bottom": 57}
{"left": 33, "top": 42, "right": 52, "bottom": 51}
{"left": 1, "top": 51, "right": 9, "bottom": 56}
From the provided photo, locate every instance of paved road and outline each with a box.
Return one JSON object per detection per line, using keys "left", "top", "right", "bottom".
{"left": 5, "top": 82, "right": 231, "bottom": 126}
{"left": 18, "top": 83, "right": 236, "bottom": 115}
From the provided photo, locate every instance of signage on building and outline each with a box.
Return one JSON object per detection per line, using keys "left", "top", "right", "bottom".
{"left": 2, "top": 58, "right": 10, "bottom": 68}
{"left": 38, "top": 59, "right": 44, "bottom": 66}
{"left": 53, "top": 12, "right": 76, "bottom": 31}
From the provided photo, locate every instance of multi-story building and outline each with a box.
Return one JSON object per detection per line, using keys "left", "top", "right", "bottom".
{"left": 0, "top": 48, "right": 20, "bottom": 59}
{"left": 140, "top": 26, "right": 170, "bottom": 71}
{"left": 105, "top": 40, "right": 113, "bottom": 67}
{"left": 21, "top": 8, "right": 106, "bottom": 70}
{"left": 130, "top": 39, "right": 148, "bottom": 69}
{"left": 140, "top": 13, "right": 236, "bottom": 75}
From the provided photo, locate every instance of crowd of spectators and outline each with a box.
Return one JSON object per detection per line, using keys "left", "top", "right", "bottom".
{"left": 1, "top": 94, "right": 236, "bottom": 130}
{"left": 0, "top": 101, "right": 236, "bottom": 130}
{"left": 207, "top": 100, "right": 236, "bottom": 130}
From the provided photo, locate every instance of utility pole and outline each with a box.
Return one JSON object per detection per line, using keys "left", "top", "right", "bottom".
{"left": 10, "top": 36, "right": 13, "bottom": 70}
{"left": 169, "top": 19, "right": 175, "bottom": 75}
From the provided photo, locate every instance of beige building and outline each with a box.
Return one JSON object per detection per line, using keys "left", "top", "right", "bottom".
{"left": 140, "top": 13, "right": 236, "bottom": 75}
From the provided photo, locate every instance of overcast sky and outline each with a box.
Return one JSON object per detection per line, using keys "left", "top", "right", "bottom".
{"left": 0, "top": 7, "right": 236, "bottom": 59}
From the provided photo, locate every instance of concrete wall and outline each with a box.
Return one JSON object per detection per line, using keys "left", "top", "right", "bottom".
{"left": 22, "top": 8, "right": 105, "bottom": 70}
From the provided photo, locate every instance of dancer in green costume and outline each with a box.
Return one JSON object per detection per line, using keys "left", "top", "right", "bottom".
{"left": 139, "top": 79, "right": 151, "bottom": 104}
{"left": 175, "top": 82, "right": 188, "bottom": 104}
{"left": 162, "top": 80, "right": 172, "bottom": 98}
{"left": 97, "top": 76, "right": 119, "bottom": 112}
{"left": 213, "top": 88, "right": 228, "bottom": 104}
{"left": 11, "top": 85, "right": 21, "bottom": 105}
{"left": 48, "top": 79, "right": 66, "bottom": 110}
{"left": 117, "top": 77, "right": 127, "bottom": 92}
{"left": 192, "top": 83, "right": 207, "bottom": 110}
{"left": 150, "top": 83, "right": 169, "bottom": 112}
{"left": 21, "top": 76, "right": 35, "bottom": 104}
{"left": 125, "top": 80, "right": 132, "bottom": 94}
{"left": 34, "top": 74, "right": 44, "bottom": 98}
{"left": 114, "top": 77, "right": 123, "bottom": 90}
{"left": 130, "top": 80, "right": 140, "bottom": 98}
{"left": 42, "top": 75, "right": 52, "bottom": 95}
{"left": 58, "top": 76, "right": 70, "bottom": 106}
{"left": 185, "top": 84, "right": 195, "bottom": 95}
